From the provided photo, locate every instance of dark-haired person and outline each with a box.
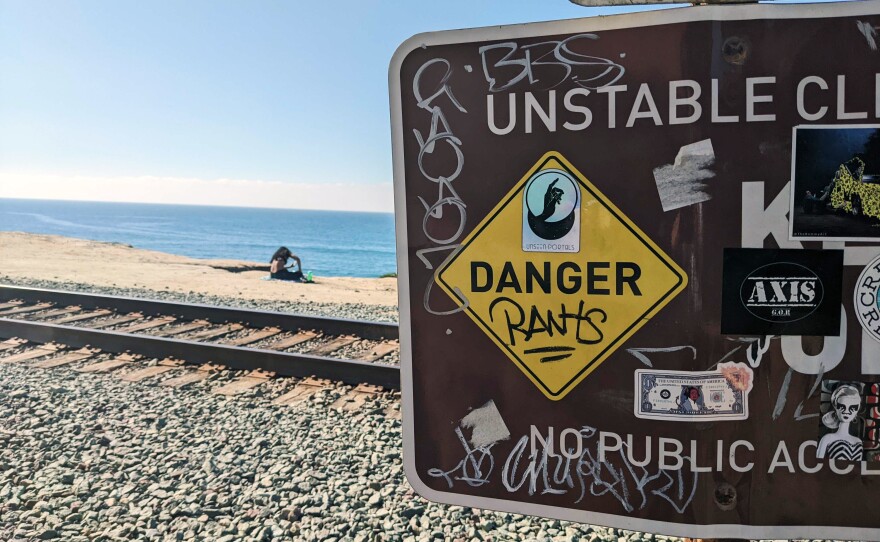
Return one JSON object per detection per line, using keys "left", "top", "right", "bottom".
{"left": 679, "top": 386, "right": 705, "bottom": 414}
{"left": 270, "top": 246, "right": 304, "bottom": 281}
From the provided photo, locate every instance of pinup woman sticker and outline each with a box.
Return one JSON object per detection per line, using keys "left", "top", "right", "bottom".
{"left": 817, "top": 382, "right": 864, "bottom": 461}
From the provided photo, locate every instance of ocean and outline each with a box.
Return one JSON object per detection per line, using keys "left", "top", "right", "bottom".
{"left": 0, "top": 199, "right": 396, "bottom": 279}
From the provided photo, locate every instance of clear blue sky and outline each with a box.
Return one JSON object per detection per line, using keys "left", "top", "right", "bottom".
{"left": 0, "top": 1, "right": 676, "bottom": 210}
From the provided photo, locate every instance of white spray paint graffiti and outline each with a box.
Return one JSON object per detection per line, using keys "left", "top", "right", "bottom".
{"left": 626, "top": 345, "right": 696, "bottom": 368}
{"left": 426, "top": 400, "right": 509, "bottom": 488}
{"left": 857, "top": 20, "right": 879, "bottom": 51}
{"left": 412, "top": 58, "right": 470, "bottom": 315}
{"left": 479, "top": 34, "right": 626, "bottom": 92}
{"left": 745, "top": 335, "right": 774, "bottom": 368}
{"left": 429, "top": 421, "right": 698, "bottom": 514}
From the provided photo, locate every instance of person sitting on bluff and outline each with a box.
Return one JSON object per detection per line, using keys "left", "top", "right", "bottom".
{"left": 269, "top": 246, "right": 304, "bottom": 281}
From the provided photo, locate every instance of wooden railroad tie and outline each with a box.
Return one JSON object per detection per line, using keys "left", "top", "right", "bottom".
{"left": 224, "top": 326, "right": 282, "bottom": 347}
{"left": 1, "top": 343, "right": 63, "bottom": 364}
{"left": 161, "top": 363, "right": 224, "bottom": 388}
{"left": 76, "top": 352, "right": 141, "bottom": 373}
{"left": 52, "top": 309, "right": 112, "bottom": 325}
{"left": 272, "top": 377, "right": 331, "bottom": 406}
{"left": 153, "top": 320, "right": 211, "bottom": 337}
{"left": 308, "top": 336, "right": 358, "bottom": 357}
{"left": 268, "top": 331, "right": 318, "bottom": 351}
{"left": 31, "top": 305, "right": 81, "bottom": 320}
{"left": 120, "top": 358, "right": 185, "bottom": 382}
{"left": 212, "top": 369, "right": 275, "bottom": 396}
{"left": 90, "top": 312, "right": 143, "bottom": 330}
{"left": 385, "top": 403, "right": 402, "bottom": 420}
{"left": 0, "top": 337, "right": 27, "bottom": 352}
{"left": 34, "top": 347, "right": 101, "bottom": 369}
{"left": 330, "top": 384, "right": 383, "bottom": 411}
{"left": 123, "top": 315, "right": 176, "bottom": 333}
{"left": 357, "top": 341, "right": 399, "bottom": 363}
{"left": 187, "top": 323, "right": 243, "bottom": 341}
{"left": 0, "top": 302, "right": 53, "bottom": 317}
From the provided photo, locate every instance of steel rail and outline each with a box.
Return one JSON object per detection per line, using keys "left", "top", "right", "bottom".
{"left": 0, "top": 285, "right": 397, "bottom": 341}
{"left": 0, "top": 318, "right": 400, "bottom": 390}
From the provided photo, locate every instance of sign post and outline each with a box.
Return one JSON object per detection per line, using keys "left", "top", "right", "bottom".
{"left": 391, "top": 2, "right": 880, "bottom": 538}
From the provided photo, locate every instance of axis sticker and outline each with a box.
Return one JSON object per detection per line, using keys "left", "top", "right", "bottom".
{"left": 721, "top": 248, "right": 843, "bottom": 336}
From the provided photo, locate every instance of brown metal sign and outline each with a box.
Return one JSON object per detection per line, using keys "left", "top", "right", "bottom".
{"left": 390, "top": 2, "right": 880, "bottom": 538}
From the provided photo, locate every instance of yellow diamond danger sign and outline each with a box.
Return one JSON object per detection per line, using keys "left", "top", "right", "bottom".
{"left": 436, "top": 152, "right": 687, "bottom": 400}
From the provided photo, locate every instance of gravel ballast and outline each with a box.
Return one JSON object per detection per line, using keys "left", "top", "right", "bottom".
{"left": 0, "top": 354, "right": 638, "bottom": 542}
{"left": 0, "top": 277, "right": 823, "bottom": 541}
{"left": 0, "top": 276, "right": 398, "bottom": 324}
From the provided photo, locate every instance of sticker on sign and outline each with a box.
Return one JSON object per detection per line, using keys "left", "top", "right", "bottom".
{"left": 437, "top": 152, "right": 686, "bottom": 400}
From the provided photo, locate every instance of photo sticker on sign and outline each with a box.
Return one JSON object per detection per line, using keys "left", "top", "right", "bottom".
{"left": 634, "top": 363, "right": 753, "bottom": 422}
{"left": 436, "top": 151, "right": 687, "bottom": 400}
{"left": 790, "top": 125, "right": 880, "bottom": 241}
{"left": 721, "top": 248, "right": 843, "bottom": 336}
{"left": 855, "top": 253, "right": 880, "bottom": 343}
{"left": 818, "top": 380, "right": 866, "bottom": 462}
{"left": 522, "top": 169, "right": 580, "bottom": 252}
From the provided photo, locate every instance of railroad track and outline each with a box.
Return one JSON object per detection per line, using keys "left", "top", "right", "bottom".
{"left": 0, "top": 285, "right": 401, "bottom": 414}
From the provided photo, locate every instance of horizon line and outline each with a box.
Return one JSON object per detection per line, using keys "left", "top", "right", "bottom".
{"left": 0, "top": 172, "right": 395, "bottom": 213}
{"left": 0, "top": 195, "right": 396, "bottom": 215}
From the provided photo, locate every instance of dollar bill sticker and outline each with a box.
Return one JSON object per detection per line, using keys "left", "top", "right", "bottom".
{"left": 634, "top": 363, "right": 753, "bottom": 421}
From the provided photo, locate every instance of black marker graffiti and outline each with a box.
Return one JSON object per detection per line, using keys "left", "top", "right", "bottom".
{"left": 488, "top": 297, "right": 606, "bottom": 357}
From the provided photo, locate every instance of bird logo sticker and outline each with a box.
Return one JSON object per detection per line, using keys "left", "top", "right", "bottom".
{"left": 522, "top": 168, "right": 580, "bottom": 252}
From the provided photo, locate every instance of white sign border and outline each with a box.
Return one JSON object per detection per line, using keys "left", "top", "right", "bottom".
{"left": 390, "top": 2, "right": 880, "bottom": 539}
